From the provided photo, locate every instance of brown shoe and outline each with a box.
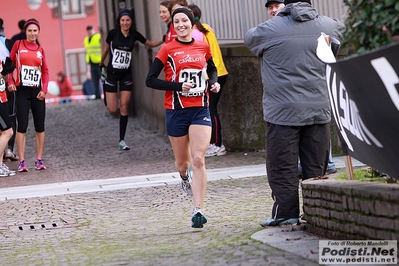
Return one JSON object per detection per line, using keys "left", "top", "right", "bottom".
{"left": 313, "top": 176, "right": 329, "bottom": 180}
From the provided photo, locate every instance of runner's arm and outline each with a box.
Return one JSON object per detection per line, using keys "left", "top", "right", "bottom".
{"left": 100, "top": 43, "right": 110, "bottom": 66}
{"left": 145, "top": 40, "right": 164, "bottom": 48}
{"left": 40, "top": 49, "right": 49, "bottom": 94}
{"left": 146, "top": 58, "right": 183, "bottom": 91}
{"left": 7, "top": 40, "right": 19, "bottom": 87}
{"left": 206, "top": 57, "right": 218, "bottom": 85}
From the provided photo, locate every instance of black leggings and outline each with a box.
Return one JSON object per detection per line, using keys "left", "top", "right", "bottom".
{"left": 209, "top": 74, "right": 228, "bottom": 146}
{"left": 16, "top": 86, "right": 45, "bottom": 133}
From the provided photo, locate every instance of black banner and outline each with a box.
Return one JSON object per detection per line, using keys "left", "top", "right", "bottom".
{"left": 326, "top": 43, "right": 399, "bottom": 179}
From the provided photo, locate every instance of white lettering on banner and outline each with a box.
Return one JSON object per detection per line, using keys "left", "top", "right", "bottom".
{"left": 326, "top": 65, "right": 383, "bottom": 152}
{"left": 370, "top": 57, "right": 399, "bottom": 112}
{"left": 327, "top": 65, "right": 353, "bottom": 151}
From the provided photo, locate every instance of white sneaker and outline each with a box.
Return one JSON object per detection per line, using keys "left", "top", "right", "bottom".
{"left": 205, "top": 144, "right": 216, "bottom": 157}
{"left": 4, "top": 150, "right": 19, "bottom": 161}
{"left": 118, "top": 140, "right": 130, "bottom": 150}
{"left": 180, "top": 175, "right": 193, "bottom": 196}
{"left": 0, "top": 163, "right": 16, "bottom": 176}
{"left": 0, "top": 167, "right": 8, "bottom": 177}
{"left": 205, "top": 144, "right": 227, "bottom": 157}
{"left": 214, "top": 144, "right": 226, "bottom": 156}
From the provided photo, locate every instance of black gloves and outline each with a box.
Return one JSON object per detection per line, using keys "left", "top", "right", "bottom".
{"left": 1, "top": 57, "right": 15, "bottom": 76}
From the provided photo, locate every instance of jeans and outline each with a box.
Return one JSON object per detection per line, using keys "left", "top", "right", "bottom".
{"left": 90, "top": 63, "right": 102, "bottom": 99}
{"left": 327, "top": 148, "right": 336, "bottom": 171}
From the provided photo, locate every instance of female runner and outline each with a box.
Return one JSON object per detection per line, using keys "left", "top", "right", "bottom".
{"left": 159, "top": 1, "right": 172, "bottom": 42}
{"left": 8, "top": 18, "right": 48, "bottom": 172}
{"left": 146, "top": 7, "right": 220, "bottom": 228}
{"left": 163, "top": 0, "right": 188, "bottom": 43}
{"left": 100, "top": 9, "right": 162, "bottom": 150}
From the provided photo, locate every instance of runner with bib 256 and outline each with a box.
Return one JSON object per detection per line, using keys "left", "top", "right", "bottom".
{"left": 100, "top": 9, "right": 162, "bottom": 151}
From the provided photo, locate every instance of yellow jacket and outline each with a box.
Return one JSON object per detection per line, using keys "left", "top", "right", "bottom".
{"left": 84, "top": 33, "right": 101, "bottom": 64}
{"left": 202, "top": 24, "right": 228, "bottom": 77}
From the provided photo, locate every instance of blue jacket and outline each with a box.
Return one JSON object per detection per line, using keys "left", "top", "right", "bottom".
{"left": 82, "top": 80, "right": 94, "bottom": 96}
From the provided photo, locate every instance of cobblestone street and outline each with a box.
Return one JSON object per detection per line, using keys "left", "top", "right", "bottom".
{"left": 0, "top": 101, "right": 319, "bottom": 265}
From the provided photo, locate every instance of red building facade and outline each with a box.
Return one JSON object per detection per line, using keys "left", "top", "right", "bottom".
{"left": 2, "top": 0, "right": 100, "bottom": 92}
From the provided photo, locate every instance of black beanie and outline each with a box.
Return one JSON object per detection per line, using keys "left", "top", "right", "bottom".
{"left": 172, "top": 7, "right": 194, "bottom": 26}
{"left": 284, "top": 0, "right": 311, "bottom": 5}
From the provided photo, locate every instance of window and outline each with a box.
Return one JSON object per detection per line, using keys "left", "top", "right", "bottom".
{"left": 51, "top": 0, "right": 94, "bottom": 19}
{"left": 65, "top": 49, "right": 87, "bottom": 87}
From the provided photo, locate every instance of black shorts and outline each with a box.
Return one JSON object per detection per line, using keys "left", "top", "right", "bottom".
{"left": 103, "top": 70, "right": 133, "bottom": 93}
{"left": 0, "top": 102, "right": 12, "bottom": 131}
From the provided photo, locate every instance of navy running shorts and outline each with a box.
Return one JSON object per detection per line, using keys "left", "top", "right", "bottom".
{"left": 166, "top": 107, "right": 211, "bottom": 137}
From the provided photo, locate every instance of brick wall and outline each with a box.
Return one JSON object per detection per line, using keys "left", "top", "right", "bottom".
{"left": 302, "top": 180, "right": 399, "bottom": 240}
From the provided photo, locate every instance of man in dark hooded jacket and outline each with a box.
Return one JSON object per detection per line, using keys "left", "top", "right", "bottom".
{"left": 244, "top": 0, "right": 345, "bottom": 226}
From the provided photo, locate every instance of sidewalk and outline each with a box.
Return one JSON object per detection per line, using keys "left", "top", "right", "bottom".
{"left": 0, "top": 158, "right": 363, "bottom": 201}
{"left": 0, "top": 100, "right": 366, "bottom": 265}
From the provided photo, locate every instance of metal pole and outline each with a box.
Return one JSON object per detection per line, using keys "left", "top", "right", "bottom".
{"left": 58, "top": 0, "right": 67, "bottom": 74}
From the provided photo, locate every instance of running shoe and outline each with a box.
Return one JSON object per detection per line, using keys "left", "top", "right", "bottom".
{"left": 205, "top": 144, "right": 227, "bottom": 157}
{"left": 118, "top": 140, "right": 130, "bottom": 150}
{"left": 214, "top": 144, "right": 227, "bottom": 156}
{"left": 191, "top": 207, "right": 207, "bottom": 228}
{"left": 5, "top": 151, "right": 19, "bottom": 161}
{"left": 0, "top": 163, "right": 16, "bottom": 176}
{"left": 0, "top": 166, "right": 8, "bottom": 177}
{"left": 18, "top": 159, "right": 28, "bottom": 172}
{"left": 180, "top": 174, "right": 193, "bottom": 196}
{"left": 298, "top": 214, "right": 307, "bottom": 225}
{"left": 260, "top": 217, "right": 298, "bottom": 227}
{"left": 35, "top": 158, "right": 47, "bottom": 170}
{"left": 325, "top": 167, "right": 337, "bottom": 175}
{"left": 205, "top": 144, "right": 216, "bottom": 157}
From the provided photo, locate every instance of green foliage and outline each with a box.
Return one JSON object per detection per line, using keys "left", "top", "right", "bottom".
{"left": 335, "top": 168, "right": 397, "bottom": 183}
{"left": 343, "top": 0, "right": 399, "bottom": 54}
